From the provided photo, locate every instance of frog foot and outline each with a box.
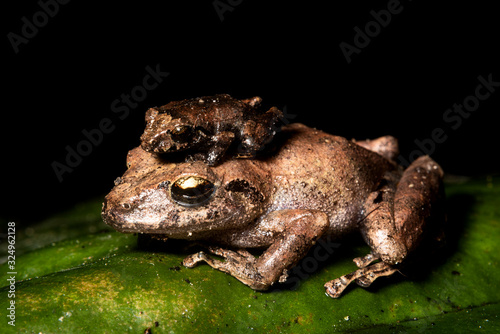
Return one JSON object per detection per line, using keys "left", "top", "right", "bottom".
{"left": 324, "top": 262, "right": 397, "bottom": 298}
{"left": 182, "top": 246, "right": 270, "bottom": 291}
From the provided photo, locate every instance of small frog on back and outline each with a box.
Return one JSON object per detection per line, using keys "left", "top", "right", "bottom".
{"left": 140, "top": 94, "right": 284, "bottom": 166}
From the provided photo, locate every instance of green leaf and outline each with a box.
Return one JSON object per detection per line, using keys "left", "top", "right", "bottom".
{"left": 1, "top": 176, "right": 499, "bottom": 333}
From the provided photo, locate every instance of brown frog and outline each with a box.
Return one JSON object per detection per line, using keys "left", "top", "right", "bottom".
{"left": 140, "top": 94, "right": 283, "bottom": 166}
{"left": 102, "top": 123, "right": 444, "bottom": 298}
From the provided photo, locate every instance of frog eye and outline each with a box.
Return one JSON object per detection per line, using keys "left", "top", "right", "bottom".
{"left": 171, "top": 125, "right": 192, "bottom": 143}
{"left": 171, "top": 176, "right": 215, "bottom": 207}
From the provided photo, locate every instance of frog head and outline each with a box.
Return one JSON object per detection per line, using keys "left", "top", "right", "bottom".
{"left": 140, "top": 107, "right": 205, "bottom": 153}
{"left": 102, "top": 147, "right": 269, "bottom": 239}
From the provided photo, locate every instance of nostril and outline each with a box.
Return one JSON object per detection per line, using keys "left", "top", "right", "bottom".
{"left": 122, "top": 202, "right": 131, "bottom": 210}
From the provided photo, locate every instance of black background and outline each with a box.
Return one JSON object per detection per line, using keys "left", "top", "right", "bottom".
{"left": 3, "top": 0, "right": 499, "bottom": 225}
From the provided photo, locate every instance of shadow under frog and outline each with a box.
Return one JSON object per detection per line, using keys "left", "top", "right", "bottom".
{"left": 102, "top": 123, "right": 444, "bottom": 298}
{"left": 140, "top": 94, "right": 283, "bottom": 166}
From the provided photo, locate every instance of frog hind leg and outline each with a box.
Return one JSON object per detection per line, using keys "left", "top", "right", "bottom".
{"left": 324, "top": 155, "right": 444, "bottom": 298}
{"left": 393, "top": 155, "right": 444, "bottom": 255}
{"left": 237, "top": 107, "right": 284, "bottom": 158}
{"left": 197, "top": 131, "right": 235, "bottom": 165}
{"left": 183, "top": 209, "right": 329, "bottom": 291}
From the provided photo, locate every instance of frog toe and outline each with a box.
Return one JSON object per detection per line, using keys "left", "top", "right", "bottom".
{"left": 324, "top": 277, "right": 350, "bottom": 298}
{"left": 353, "top": 253, "right": 379, "bottom": 268}
{"left": 183, "top": 251, "right": 210, "bottom": 268}
{"left": 324, "top": 262, "right": 398, "bottom": 298}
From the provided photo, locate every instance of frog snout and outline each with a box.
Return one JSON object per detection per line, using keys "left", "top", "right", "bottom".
{"left": 101, "top": 196, "right": 140, "bottom": 233}
{"left": 101, "top": 198, "right": 123, "bottom": 230}
{"left": 141, "top": 134, "right": 174, "bottom": 153}
{"left": 102, "top": 187, "right": 175, "bottom": 234}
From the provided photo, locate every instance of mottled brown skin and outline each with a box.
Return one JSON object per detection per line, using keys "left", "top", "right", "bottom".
{"left": 140, "top": 94, "right": 283, "bottom": 166}
{"left": 102, "top": 123, "right": 444, "bottom": 298}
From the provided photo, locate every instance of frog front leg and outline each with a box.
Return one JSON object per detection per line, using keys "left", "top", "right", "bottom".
{"left": 325, "top": 155, "right": 444, "bottom": 298}
{"left": 192, "top": 131, "right": 235, "bottom": 165}
{"left": 183, "top": 209, "right": 330, "bottom": 290}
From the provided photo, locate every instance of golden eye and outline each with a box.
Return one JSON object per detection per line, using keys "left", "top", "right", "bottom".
{"left": 171, "top": 176, "right": 215, "bottom": 207}
{"left": 171, "top": 125, "right": 192, "bottom": 142}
